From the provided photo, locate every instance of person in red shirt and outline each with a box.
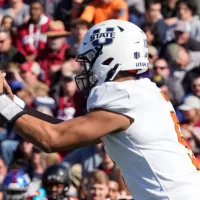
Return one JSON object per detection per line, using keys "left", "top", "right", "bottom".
{"left": 36, "top": 20, "right": 71, "bottom": 86}
{"left": 15, "top": 0, "right": 51, "bottom": 61}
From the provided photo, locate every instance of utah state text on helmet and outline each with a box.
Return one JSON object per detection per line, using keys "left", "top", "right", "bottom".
{"left": 75, "top": 19, "right": 149, "bottom": 95}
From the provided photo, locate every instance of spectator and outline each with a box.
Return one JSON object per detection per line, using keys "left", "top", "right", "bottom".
{"left": 43, "top": 0, "right": 61, "bottom": 20}
{"left": 51, "top": 71, "right": 85, "bottom": 120}
{"left": 173, "top": 20, "right": 200, "bottom": 51}
{"left": 67, "top": 18, "right": 90, "bottom": 51}
{"left": 78, "top": 176, "right": 89, "bottom": 200}
{"left": 98, "top": 146, "right": 130, "bottom": 195}
{"left": 144, "top": 0, "right": 162, "bottom": 24}
{"left": 0, "top": 157, "right": 7, "bottom": 199}
{"left": 69, "top": 164, "right": 82, "bottom": 193}
{"left": 176, "top": 0, "right": 200, "bottom": 41}
{"left": 0, "top": 27, "right": 25, "bottom": 70}
{"left": 40, "top": 151, "right": 61, "bottom": 169}
{"left": 161, "top": 0, "right": 178, "bottom": 19}
{"left": 63, "top": 47, "right": 81, "bottom": 73}
{"left": 161, "top": 20, "right": 200, "bottom": 53}
{"left": 140, "top": 22, "right": 160, "bottom": 49}
{"left": 180, "top": 68, "right": 200, "bottom": 97}
{"left": 55, "top": 0, "right": 89, "bottom": 30}
{"left": 36, "top": 20, "right": 70, "bottom": 86}
{"left": 163, "top": 44, "right": 189, "bottom": 102}
{"left": 51, "top": 47, "right": 82, "bottom": 93}
{"left": 6, "top": 62, "right": 24, "bottom": 83}
{"left": 42, "top": 164, "right": 73, "bottom": 200}
{"left": 86, "top": 169, "right": 109, "bottom": 200}
{"left": 0, "top": 0, "right": 29, "bottom": 28}
{"left": 1, "top": 15, "right": 17, "bottom": 46}
{"left": 15, "top": 0, "right": 51, "bottom": 61}
{"left": 127, "top": 0, "right": 145, "bottom": 26}
{"left": 62, "top": 143, "right": 103, "bottom": 177}
{"left": 1, "top": 15, "right": 14, "bottom": 32}
{"left": 151, "top": 75, "right": 171, "bottom": 98}
{"left": 148, "top": 45, "right": 159, "bottom": 70}
{"left": 108, "top": 180, "right": 120, "bottom": 200}
{"left": 0, "top": 157, "right": 7, "bottom": 184}
{"left": 29, "top": 147, "right": 44, "bottom": 182}
{"left": 178, "top": 95, "right": 200, "bottom": 154}
{"left": 165, "top": 43, "right": 200, "bottom": 73}
{"left": 153, "top": 58, "right": 170, "bottom": 80}
{"left": 98, "top": 147, "right": 121, "bottom": 181}
{"left": 20, "top": 61, "right": 49, "bottom": 97}
{"left": 28, "top": 150, "right": 61, "bottom": 187}
{"left": 191, "top": 75, "right": 200, "bottom": 98}
{"left": 153, "top": 0, "right": 178, "bottom": 45}
{"left": 71, "top": 0, "right": 90, "bottom": 20}
{"left": 80, "top": 0, "right": 129, "bottom": 24}
{"left": 9, "top": 140, "right": 33, "bottom": 172}
{"left": 194, "top": 0, "right": 200, "bottom": 17}
{"left": 153, "top": 57, "right": 184, "bottom": 105}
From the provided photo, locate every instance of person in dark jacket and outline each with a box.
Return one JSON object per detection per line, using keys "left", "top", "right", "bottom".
{"left": 0, "top": 27, "right": 25, "bottom": 70}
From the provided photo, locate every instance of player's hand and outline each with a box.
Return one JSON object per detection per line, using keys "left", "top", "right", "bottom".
{"left": 0, "top": 71, "right": 14, "bottom": 100}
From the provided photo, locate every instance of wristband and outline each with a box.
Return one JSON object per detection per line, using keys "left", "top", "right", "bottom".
{"left": 0, "top": 94, "right": 25, "bottom": 122}
{"left": 13, "top": 95, "right": 26, "bottom": 109}
{"left": 13, "top": 95, "right": 63, "bottom": 124}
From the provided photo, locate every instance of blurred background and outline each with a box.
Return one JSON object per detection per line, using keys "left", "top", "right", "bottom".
{"left": 0, "top": 0, "right": 200, "bottom": 199}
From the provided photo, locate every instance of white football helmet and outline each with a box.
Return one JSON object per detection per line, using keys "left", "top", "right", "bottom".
{"left": 75, "top": 19, "right": 149, "bottom": 96}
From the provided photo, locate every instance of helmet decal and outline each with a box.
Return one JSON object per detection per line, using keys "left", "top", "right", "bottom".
{"left": 134, "top": 52, "right": 140, "bottom": 59}
{"left": 90, "top": 27, "right": 115, "bottom": 47}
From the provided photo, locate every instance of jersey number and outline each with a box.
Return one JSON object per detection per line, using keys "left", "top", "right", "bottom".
{"left": 161, "top": 92, "right": 200, "bottom": 170}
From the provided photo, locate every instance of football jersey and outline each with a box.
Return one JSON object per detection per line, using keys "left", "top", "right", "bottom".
{"left": 87, "top": 78, "right": 200, "bottom": 200}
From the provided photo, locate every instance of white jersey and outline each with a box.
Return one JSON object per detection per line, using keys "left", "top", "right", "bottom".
{"left": 87, "top": 78, "right": 200, "bottom": 200}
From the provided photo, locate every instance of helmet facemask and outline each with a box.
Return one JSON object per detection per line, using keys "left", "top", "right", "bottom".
{"left": 75, "top": 45, "right": 103, "bottom": 97}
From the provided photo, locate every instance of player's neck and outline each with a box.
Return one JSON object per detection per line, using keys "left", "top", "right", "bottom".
{"left": 114, "top": 76, "right": 135, "bottom": 82}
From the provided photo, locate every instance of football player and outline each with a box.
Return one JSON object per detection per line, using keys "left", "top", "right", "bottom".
{"left": 0, "top": 19, "right": 200, "bottom": 200}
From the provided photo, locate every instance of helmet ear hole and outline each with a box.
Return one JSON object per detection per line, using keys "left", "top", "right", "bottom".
{"left": 102, "top": 57, "right": 114, "bottom": 65}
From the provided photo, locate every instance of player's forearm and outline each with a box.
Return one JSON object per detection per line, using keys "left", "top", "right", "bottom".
{"left": 14, "top": 114, "right": 57, "bottom": 153}
{"left": 14, "top": 114, "right": 101, "bottom": 153}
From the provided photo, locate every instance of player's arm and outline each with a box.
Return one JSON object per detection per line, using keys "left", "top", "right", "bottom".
{"left": 0, "top": 72, "right": 131, "bottom": 153}
{"left": 14, "top": 109, "right": 131, "bottom": 153}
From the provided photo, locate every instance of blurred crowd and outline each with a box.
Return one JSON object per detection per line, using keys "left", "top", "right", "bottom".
{"left": 0, "top": 0, "right": 200, "bottom": 199}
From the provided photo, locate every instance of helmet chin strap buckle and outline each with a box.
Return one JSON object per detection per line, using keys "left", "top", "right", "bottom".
{"left": 89, "top": 75, "right": 98, "bottom": 85}
{"left": 105, "top": 64, "right": 120, "bottom": 82}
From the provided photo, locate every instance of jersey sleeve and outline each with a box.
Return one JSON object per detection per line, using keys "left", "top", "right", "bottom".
{"left": 87, "top": 82, "right": 133, "bottom": 118}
